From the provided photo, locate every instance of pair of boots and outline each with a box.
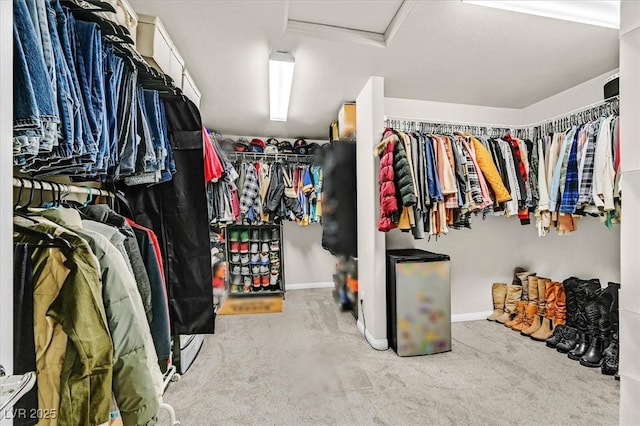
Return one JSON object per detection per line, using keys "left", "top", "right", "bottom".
{"left": 530, "top": 280, "right": 565, "bottom": 340}
{"left": 505, "top": 272, "right": 538, "bottom": 331}
{"left": 487, "top": 269, "right": 536, "bottom": 327}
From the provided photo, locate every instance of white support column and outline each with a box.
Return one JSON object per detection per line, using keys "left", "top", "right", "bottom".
{"left": 619, "top": 1, "right": 640, "bottom": 423}
{"left": 0, "top": 0, "right": 14, "bottom": 381}
{"left": 355, "top": 76, "right": 388, "bottom": 349}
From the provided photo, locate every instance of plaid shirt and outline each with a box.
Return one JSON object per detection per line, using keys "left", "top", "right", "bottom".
{"left": 240, "top": 163, "right": 260, "bottom": 216}
{"left": 559, "top": 131, "right": 580, "bottom": 213}
{"left": 577, "top": 122, "right": 599, "bottom": 205}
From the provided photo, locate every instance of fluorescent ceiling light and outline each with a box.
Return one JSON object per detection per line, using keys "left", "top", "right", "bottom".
{"left": 269, "top": 51, "right": 295, "bottom": 122}
{"left": 461, "top": 0, "right": 620, "bottom": 29}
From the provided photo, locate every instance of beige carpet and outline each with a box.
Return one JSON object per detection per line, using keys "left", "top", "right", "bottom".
{"left": 158, "top": 288, "right": 619, "bottom": 425}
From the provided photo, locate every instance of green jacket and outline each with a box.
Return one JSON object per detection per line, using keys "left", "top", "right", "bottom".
{"left": 39, "top": 209, "right": 162, "bottom": 426}
{"left": 14, "top": 217, "right": 113, "bottom": 426}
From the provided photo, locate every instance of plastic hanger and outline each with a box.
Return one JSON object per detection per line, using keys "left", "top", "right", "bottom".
{"left": 82, "top": 186, "right": 94, "bottom": 207}
{"left": 61, "top": 0, "right": 116, "bottom": 13}
{"left": 13, "top": 223, "right": 73, "bottom": 250}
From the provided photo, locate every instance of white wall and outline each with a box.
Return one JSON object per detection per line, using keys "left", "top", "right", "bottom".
{"left": 282, "top": 222, "right": 334, "bottom": 285}
{"left": 523, "top": 68, "right": 619, "bottom": 123}
{"left": 1, "top": 0, "right": 13, "bottom": 384}
{"left": 619, "top": 2, "right": 640, "bottom": 422}
{"left": 384, "top": 98, "right": 524, "bottom": 126}
{"left": 356, "top": 76, "right": 388, "bottom": 349}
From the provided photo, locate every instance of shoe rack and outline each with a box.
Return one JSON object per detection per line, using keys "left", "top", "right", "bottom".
{"left": 225, "top": 223, "right": 285, "bottom": 296}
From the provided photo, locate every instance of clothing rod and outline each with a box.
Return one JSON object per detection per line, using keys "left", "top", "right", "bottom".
{"left": 12, "top": 178, "right": 114, "bottom": 198}
{"left": 383, "top": 95, "right": 619, "bottom": 131}
{"left": 382, "top": 116, "right": 518, "bottom": 131}
{"left": 526, "top": 95, "right": 619, "bottom": 127}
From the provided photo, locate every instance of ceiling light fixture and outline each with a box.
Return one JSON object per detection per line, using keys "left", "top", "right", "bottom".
{"left": 461, "top": 0, "right": 620, "bottom": 29}
{"left": 269, "top": 51, "right": 295, "bottom": 122}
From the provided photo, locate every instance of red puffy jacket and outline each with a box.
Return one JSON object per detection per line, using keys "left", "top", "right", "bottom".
{"left": 377, "top": 135, "right": 398, "bottom": 232}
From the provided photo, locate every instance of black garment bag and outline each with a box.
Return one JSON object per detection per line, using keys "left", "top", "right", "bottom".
{"left": 120, "top": 94, "right": 214, "bottom": 335}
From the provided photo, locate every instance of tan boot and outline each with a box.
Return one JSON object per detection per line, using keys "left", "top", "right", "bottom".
{"left": 487, "top": 283, "right": 508, "bottom": 321}
{"left": 505, "top": 301, "right": 526, "bottom": 329}
{"left": 531, "top": 280, "right": 558, "bottom": 341}
{"left": 514, "top": 303, "right": 538, "bottom": 332}
{"left": 516, "top": 271, "right": 536, "bottom": 301}
{"left": 554, "top": 282, "right": 567, "bottom": 326}
{"left": 496, "top": 285, "right": 523, "bottom": 323}
{"left": 522, "top": 277, "right": 547, "bottom": 336}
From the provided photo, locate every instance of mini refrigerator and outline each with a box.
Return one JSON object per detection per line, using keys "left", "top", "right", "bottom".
{"left": 386, "top": 249, "right": 451, "bottom": 357}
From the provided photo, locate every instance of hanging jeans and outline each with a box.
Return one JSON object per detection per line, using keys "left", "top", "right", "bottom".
{"left": 13, "top": 0, "right": 59, "bottom": 165}
{"left": 13, "top": 243, "right": 38, "bottom": 426}
{"left": 121, "top": 94, "right": 214, "bottom": 335}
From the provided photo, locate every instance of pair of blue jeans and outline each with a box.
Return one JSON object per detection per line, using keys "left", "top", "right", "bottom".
{"left": 13, "top": 0, "right": 59, "bottom": 164}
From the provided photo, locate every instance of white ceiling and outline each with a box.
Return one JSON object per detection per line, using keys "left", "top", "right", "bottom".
{"left": 129, "top": 0, "right": 619, "bottom": 140}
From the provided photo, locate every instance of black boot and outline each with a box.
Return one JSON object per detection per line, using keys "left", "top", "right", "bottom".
{"left": 580, "top": 287, "right": 612, "bottom": 367}
{"left": 546, "top": 325, "right": 565, "bottom": 348}
{"left": 567, "top": 280, "right": 600, "bottom": 361}
{"left": 556, "top": 327, "right": 579, "bottom": 353}
{"left": 555, "top": 277, "right": 580, "bottom": 352}
{"left": 601, "top": 282, "right": 620, "bottom": 375}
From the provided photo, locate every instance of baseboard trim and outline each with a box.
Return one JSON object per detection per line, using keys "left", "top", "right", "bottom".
{"left": 286, "top": 282, "right": 334, "bottom": 290}
{"left": 451, "top": 311, "right": 493, "bottom": 323}
{"left": 356, "top": 320, "right": 389, "bottom": 350}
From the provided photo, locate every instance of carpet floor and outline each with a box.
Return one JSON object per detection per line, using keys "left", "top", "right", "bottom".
{"left": 159, "top": 288, "right": 619, "bottom": 425}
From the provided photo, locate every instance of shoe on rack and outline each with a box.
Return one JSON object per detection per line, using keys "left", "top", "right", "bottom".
{"left": 240, "top": 254, "right": 250, "bottom": 265}
{"left": 261, "top": 242, "right": 269, "bottom": 253}
{"left": 269, "top": 253, "right": 280, "bottom": 265}
{"left": 487, "top": 283, "right": 507, "bottom": 321}
{"left": 240, "top": 230, "right": 250, "bottom": 242}
{"left": 229, "top": 230, "right": 240, "bottom": 242}
{"left": 252, "top": 275, "right": 261, "bottom": 290}
{"left": 230, "top": 241, "right": 240, "bottom": 253}
{"left": 250, "top": 229, "right": 260, "bottom": 241}
{"left": 270, "top": 273, "right": 279, "bottom": 287}
{"left": 260, "top": 253, "right": 270, "bottom": 265}
{"left": 240, "top": 242, "right": 249, "bottom": 253}
{"left": 259, "top": 264, "right": 269, "bottom": 275}
{"left": 250, "top": 243, "right": 259, "bottom": 254}
{"left": 231, "top": 274, "right": 241, "bottom": 286}
{"left": 271, "top": 227, "right": 279, "bottom": 240}
{"left": 231, "top": 264, "right": 241, "bottom": 275}
{"left": 241, "top": 266, "right": 250, "bottom": 276}
{"left": 231, "top": 253, "right": 240, "bottom": 263}
{"left": 261, "top": 274, "right": 270, "bottom": 287}
{"left": 270, "top": 240, "right": 280, "bottom": 251}
{"left": 496, "top": 285, "right": 522, "bottom": 324}
{"left": 260, "top": 229, "right": 271, "bottom": 241}
{"left": 252, "top": 265, "right": 260, "bottom": 275}
{"left": 251, "top": 253, "right": 260, "bottom": 265}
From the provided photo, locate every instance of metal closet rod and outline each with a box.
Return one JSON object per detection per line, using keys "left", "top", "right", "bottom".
{"left": 12, "top": 177, "right": 114, "bottom": 198}
{"left": 383, "top": 95, "right": 620, "bottom": 132}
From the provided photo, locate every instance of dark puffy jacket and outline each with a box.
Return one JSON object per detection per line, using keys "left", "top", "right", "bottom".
{"left": 393, "top": 133, "right": 417, "bottom": 207}
{"left": 376, "top": 136, "right": 398, "bottom": 232}
{"left": 265, "top": 163, "right": 284, "bottom": 214}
